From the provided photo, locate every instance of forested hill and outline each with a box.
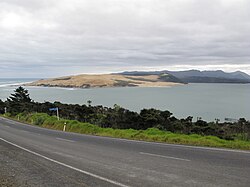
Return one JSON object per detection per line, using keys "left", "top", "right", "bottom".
{"left": 119, "top": 70, "right": 250, "bottom": 83}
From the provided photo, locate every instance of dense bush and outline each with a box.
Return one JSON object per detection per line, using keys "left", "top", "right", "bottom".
{"left": 1, "top": 87, "right": 250, "bottom": 141}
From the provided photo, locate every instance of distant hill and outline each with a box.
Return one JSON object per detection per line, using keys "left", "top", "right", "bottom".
{"left": 230, "top": 71, "right": 250, "bottom": 80}
{"left": 27, "top": 74, "right": 184, "bottom": 89}
{"left": 27, "top": 70, "right": 250, "bottom": 89}
{"left": 119, "top": 70, "right": 250, "bottom": 83}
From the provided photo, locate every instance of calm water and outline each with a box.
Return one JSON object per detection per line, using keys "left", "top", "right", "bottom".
{"left": 0, "top": 78, "right": 249, "bottom": 121}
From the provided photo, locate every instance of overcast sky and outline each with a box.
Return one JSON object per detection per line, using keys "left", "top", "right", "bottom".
{"left": 0, "top": 0, "right": 250, "bottom": 78}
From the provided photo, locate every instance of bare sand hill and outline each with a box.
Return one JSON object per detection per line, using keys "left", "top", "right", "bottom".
{"left": 27, "top": 74, "right": 182, "bottom": 88}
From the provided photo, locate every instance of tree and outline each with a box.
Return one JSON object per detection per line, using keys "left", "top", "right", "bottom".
{"left": 238, "top": 118, "right": 248, "bottom": 140}
{"left": 0, "top": 99, "right": 6, "bottom": 114}
{"left": 180, "top": 116, "right": 193, "bottom": 134}
{"left": 87, "top": 100, "right": 92, "bottom": 107}
{"left": 140, "top": 108, "right": 163, "bottom": 129}
{"left": 7, "top": 86, "right": 31, "bottom": 103}
{"left": 6, "top": 86, "right": 32, "bottom": 114}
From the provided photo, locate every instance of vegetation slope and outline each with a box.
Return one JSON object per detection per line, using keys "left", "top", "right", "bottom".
{"left": 1, "top": 87, "right": 250, "bottom": 150}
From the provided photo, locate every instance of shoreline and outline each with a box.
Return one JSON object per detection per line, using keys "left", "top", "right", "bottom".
{"left": 24, "top": 73, "right": 185, "bottom": 89}
{"left": 24, "top": 82, "right": 183, "bottom": 89}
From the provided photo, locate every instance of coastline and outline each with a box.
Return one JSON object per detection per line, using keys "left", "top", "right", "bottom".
{"left": 24, "top": 83, "right": 183, "bottom": 89}
{"left": 25, "top": 74, "right": 184, "bottom": 89}
{"left": 1, "top": 82, "right": 250, "bottom": 122}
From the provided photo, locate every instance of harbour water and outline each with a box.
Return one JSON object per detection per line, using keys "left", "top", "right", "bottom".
{"left": 0, "top": 78, "right": 249, "bottom": 122}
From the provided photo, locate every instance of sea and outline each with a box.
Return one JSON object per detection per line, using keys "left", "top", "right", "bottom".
{"left": 0, "top": 78, "right": 249, "bottom": 122}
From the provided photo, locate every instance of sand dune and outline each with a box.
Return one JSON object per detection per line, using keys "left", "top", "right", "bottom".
{"left": 27, "top": 74, "right": 182, "bottom": 88}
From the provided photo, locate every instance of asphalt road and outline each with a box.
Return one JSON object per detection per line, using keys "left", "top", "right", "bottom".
{"left": 0, "top": 117, "right": 250, "bottom": 187}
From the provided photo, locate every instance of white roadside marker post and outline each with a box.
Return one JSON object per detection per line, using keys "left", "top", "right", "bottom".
{"left": 63, "top": 122, "right": 66, "bottom": 131}
{"left": 56, "top": 107, "right": 60, "bottom": 121}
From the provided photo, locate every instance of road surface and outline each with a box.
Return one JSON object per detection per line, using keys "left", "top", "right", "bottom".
{"left": 0, "top": 117, "right": 250, "bottom": 187}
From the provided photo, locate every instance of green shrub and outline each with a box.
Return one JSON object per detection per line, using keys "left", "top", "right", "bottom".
{"left": 3, "top": 112, "right": 250, "bottom": 150}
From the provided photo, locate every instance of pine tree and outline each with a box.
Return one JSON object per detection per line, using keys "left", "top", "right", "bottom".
{"left": 7, "top": 86, "right": 31, "bottom": 103}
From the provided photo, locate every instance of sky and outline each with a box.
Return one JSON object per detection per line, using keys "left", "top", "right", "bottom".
{"left": 0, "top": 0, "right": 250, "bottom": 78}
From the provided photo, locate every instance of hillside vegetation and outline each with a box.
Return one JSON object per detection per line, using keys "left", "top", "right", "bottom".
{"left": 4, "top": 112, "right": 250, "bottom": 150}
{"left": 120, "top": 70, "right": 250, "bottom": 83}
{"left": 1, "top": 87, "right": 250, "bottom": 150}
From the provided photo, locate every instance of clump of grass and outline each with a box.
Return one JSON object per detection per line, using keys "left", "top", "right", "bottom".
{"left": 3, "top": 113, "right": 250, "bottom": 150}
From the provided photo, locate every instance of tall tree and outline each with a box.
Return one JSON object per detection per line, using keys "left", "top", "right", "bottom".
{"left": 7, "top": 86, "right": 31, "bottom": 103}
{"left": 87, "top": 100, "right": 92, "bottom": 107}
{"left": 0, "top": 99, "right": 6, "bottom": 114}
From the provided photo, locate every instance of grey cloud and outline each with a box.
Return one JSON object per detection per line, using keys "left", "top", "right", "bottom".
{"left": 0, "top": 0, "right": 250, "bottom": 78}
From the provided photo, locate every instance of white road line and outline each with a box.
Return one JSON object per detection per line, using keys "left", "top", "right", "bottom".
{"left": 20, "top": 130, "right": 29, "bottom": 133}
{"left": 119, "top": 138, "right": 250, "bottom": 154}
{"left": 56, "top": 137, "right": 75, "bottom": 143}
{"left": 140, "top": 152, "right": 191, "bottom": 162}
{"left": 52, "top": 151, "right": 76, "bottom": 159}
{"left": 0, "top": 137, "right": 129, "bottom": 187}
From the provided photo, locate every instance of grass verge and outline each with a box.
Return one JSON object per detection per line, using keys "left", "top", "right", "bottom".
{"left": 2, "top": 112, "right": 250, "bottom": 150}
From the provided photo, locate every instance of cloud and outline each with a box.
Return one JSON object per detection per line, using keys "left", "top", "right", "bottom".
{"left": 0, "top": 0, "right": 250, "bottom": 77}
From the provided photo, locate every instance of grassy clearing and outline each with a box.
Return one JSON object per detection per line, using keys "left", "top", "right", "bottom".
{"left": 3, "top": 112, "right": 250, "bottom": 150}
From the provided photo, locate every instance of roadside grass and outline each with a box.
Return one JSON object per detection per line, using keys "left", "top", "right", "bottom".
{"left": 2, "top": 112, "right": 250, "bottom": 150}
